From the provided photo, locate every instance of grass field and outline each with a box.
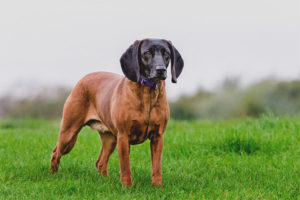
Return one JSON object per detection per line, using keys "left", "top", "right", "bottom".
{"left": 0, "top": 115, "right": 299, "bottom": 199}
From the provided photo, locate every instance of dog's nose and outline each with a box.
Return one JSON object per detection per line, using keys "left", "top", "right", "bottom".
{"left": 156, "top": 66, "right": 166, "bottom": 74}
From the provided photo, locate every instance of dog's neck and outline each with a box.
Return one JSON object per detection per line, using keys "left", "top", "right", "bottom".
{"left": 124, "top": 78, "right": 166, "bottom": 108}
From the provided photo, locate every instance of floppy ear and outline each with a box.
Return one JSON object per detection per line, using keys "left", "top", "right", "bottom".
{"left": 120, "top": 40, "right": 141, "bottom": 82}
{"left": 168, "top": 41, "right": 184, "bottom": 83}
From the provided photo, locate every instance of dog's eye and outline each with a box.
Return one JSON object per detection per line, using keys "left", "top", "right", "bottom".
{"left": 144, "top": 51, "right": 152, "bottom": 56}
{"left": 164, "top": 52, "right": 169, "bottom": 59}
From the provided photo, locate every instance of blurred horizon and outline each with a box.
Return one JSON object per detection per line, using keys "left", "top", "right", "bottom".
{"left": 2, "top": 77, "right": 300, "bottom": 120}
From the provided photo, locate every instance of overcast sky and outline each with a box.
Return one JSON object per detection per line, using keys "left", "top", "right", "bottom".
{"left": 0, "top": 0, "right": 299, "bottom": 99}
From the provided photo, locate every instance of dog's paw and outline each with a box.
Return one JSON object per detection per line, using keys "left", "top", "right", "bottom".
{"left": 121, "top": 176, "right": 132, "bottom": 187}
{"left": 98, "top": 169, "right": 108, "bottom": 177}
{"left": 50, "top": 164, "right": 58, "bottom": 173}
{"left": 152, "top": 177, "right": 162, "bottom": 187}
{"left": 50, "top": 156, "right": 59, "bottom": 173}
{"left": 97, "top": 163, "right": 109, "bottom": 176}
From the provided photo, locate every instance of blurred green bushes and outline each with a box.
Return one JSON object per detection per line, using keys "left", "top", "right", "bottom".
{"left": 170, "top": 78, "right": 300, "bottom": 119}
{"left": 0, "top": 87, "right": 70, "bottom": 119}
{"left": 1, "top": 78, "right": 300, "bottom": 119}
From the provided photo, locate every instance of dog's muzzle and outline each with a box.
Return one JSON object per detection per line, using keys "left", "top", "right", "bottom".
{"left": 156, "top": 66, "right": 167, "bottom": 78}
{"left": 156, "top": 65, "right": 166, "bottom": 74}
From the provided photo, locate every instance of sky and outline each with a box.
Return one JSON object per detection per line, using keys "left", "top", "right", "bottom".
{"left": 0, "top": 0, "right": 299, "bottom": 99}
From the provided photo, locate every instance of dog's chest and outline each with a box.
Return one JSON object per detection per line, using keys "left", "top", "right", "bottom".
{"left": 128, "top": 107, "right": 167, "bottom": 145}
{"left": 128, "top": 120, "right": 158, "bottom": 145}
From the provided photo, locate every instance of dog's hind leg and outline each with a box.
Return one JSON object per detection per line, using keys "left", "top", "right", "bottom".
{"left": 50, "top": 120, "right": 83, "bottom": 173}
{"left": 96, "top": 132, "right": 117, "bottom": 176}
{"left": 50, "top": 92, "right": 87, "bottom": 173}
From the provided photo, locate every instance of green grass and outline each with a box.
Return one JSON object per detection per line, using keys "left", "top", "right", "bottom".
{"left": 0, "top": 115, "right": 299, "bottom": 199}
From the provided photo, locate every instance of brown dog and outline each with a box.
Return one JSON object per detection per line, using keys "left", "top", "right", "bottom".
{"left": 50, "top": 39, "right": 184, "bottom": 186}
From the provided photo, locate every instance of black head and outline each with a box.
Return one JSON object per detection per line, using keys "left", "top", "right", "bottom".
{"left": 120, "top": 39, "right": 184, "bottom": 83}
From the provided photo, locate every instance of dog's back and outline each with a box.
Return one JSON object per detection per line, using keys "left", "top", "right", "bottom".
{"left": 79, "top": 71, "right": 123, "bottom": 95}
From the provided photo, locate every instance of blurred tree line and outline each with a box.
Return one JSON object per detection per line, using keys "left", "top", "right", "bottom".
{"left": 170, "top": 78, "right": 300, "bottom": 119}
{"left": 1, "top": 78, "right": 300, "bottom": 119}
{"left": 0, "top": 87, "right": 70, "bottom": 119}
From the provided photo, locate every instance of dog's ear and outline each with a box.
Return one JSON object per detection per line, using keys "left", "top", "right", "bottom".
{"left": 120, "top": 40, "right": 142, "bottom": 82}
{"left": 167, "top": 41, "right": 184, "bottom": 83}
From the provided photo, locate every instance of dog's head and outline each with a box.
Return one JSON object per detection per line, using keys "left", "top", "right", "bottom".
{"left": 120, "top": 39, "right": 184, "bottom": 83}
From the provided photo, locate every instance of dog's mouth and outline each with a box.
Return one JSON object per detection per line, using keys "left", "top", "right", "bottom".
{"left": 147, "top": 71, "right": 167, "bottom": 81}
{"left": 156, "top": 74, "right": 167, "bottom": 81}
{"left": 148, "top": 75, "right": 166, "bottom": 81}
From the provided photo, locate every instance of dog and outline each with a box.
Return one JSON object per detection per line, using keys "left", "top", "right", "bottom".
{"left": 50, "top": 39, "right": 184, "bottom": 186}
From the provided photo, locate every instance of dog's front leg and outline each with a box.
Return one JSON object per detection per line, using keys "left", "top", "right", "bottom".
{"left": 150, "top": 134, "right": 163, "bottom": 186}
{"left": 117, "top": 133, "right": 132, "bottom": 186}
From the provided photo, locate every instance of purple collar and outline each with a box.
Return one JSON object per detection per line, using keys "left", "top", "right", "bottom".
{"left": 140, "top": 77, "right": 160, "bottom": 88}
